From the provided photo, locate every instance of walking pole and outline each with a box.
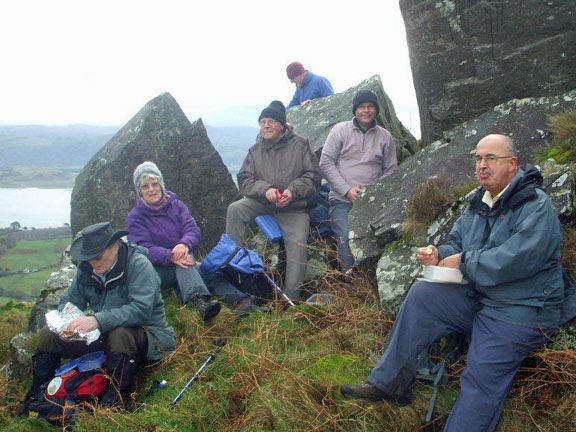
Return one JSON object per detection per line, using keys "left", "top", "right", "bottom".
{"left": 169, "top": 339, "right": 226, "bottom": 408}
{"left": 261, "top": 271, "right": 295, "bottom": 307}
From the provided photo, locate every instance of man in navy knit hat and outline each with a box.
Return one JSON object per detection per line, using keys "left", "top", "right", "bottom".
{"left": 226, "top": 100, "right": 321, "bottom": 301}
{"left": 320, "top": 89, "right": 397, "bottom": 272}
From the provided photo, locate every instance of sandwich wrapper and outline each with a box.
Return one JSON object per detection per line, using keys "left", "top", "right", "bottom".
{"left": 45, "top": 302, "right": 100, "bottom": 345}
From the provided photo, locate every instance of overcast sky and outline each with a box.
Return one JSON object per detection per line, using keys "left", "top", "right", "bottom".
{"left": 0, "top": 0, "right": 420, "bottom": 136}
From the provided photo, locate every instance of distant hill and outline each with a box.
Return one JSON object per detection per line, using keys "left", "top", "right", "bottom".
{"left": 0, "top": 125, "right": 119, "bottom": 167}
{"left": 0, "top": 124, "right": 258, "bottom": 173}
{"left": 205, "top": 125, "right": 258, "bottom": 171}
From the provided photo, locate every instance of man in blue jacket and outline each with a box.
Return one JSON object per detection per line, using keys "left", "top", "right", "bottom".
{"left": 341, "top": 134, "right": 576, "bottom": 432}
{"left": 286, "top": 62, "right": 333, "bottom": 109}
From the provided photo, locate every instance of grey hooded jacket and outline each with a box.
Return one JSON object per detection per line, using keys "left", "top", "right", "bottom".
{"left": 59, "top": 242, "right": 176, "bottom": 361}
{"left": 438, "top": 166, "right": 576, "bottom": 329}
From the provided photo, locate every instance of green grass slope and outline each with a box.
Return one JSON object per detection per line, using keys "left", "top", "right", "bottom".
{"left": 0, "top": 237, "right": 71, "bottom": 299}
{"left": 0, "top": 280, "right": 575, "bottom": 431}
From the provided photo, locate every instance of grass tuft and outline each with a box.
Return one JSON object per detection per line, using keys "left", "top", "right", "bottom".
{"left": 402, "top": 177, "right": 452, "bottom": 235}
{"left": 535, "top": 109, "right": 576, "bottom": 164}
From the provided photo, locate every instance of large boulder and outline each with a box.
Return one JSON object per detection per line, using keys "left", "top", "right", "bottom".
{"left": 349, "top": 89, "right": 576, "bottom": 267}
{"left": 71, "top": 93, "right": 238, "bottom": 252}
{"left": 286, "top": 75, "right": 419, "bottom": 162}
{"left": 376, "top": 160, "right": 575, "bottom": 314}
{"left": 400, "top": 0, "right": 576, "bottom": 145}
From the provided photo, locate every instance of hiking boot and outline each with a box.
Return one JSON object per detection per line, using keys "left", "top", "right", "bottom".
{"left": 188, "top": 294, "right": 221, "bottom": 320}
{"left": 101, "top": 352, "right": 136, "bottom": 410}
{"left": 234, "top": 297, "right": 270, "bottom": 317}
{"left": 341, "top": 382, "right": 409, "bottom": 404}
{"left": 22, "top": 351, "right": 61, "bottom": 413}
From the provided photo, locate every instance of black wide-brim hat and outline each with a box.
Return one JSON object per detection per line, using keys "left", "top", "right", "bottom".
{"left": 69, "top": 222, "right": 128, "bottom": 262}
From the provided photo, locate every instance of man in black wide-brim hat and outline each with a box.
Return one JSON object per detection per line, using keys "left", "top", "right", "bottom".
{"left": 23, "top": 222, "right": 175, "bottom": 409}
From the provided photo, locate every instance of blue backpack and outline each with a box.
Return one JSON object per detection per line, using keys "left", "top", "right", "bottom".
{"left": 200, "top": 234, "right": 272, "bottom": 302}
{"left": 200, "top": 234, "right": 264, "bottom": 274}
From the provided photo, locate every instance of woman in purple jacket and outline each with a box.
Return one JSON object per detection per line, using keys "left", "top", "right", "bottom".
{"left": 125, "top": 161, "right": 222, "bottom": 320}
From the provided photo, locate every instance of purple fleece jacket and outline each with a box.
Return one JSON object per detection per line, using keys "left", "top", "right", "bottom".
{"left": 125, "top": 191, "right": 201, "bottom": 266}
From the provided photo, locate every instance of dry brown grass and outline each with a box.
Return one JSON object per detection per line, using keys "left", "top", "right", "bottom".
{"left": 548, "top": 109, "right": 576, "bottom": 145}
{"left": 402, "top": 177, "right": 452, "bottom": 235}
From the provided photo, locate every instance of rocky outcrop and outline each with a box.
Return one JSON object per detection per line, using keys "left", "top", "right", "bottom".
{"left": 286, "top": 75, "right": 419, "bottom": 162}
{"left": 28, "top": 253, "right": 76, "bottom": 332}
{"left": 400, "top": 0, "right": 576, "bottom": 145}
{"left": 349, "top": 90, "right": 576, "bottom": 268}
{"left": 4, "top": 332, "right": 35, "bottom": 381}
{"left": 70, "top": 93, "right": 238, "bottom": 252}
{"left": 376, "top": 160, "right": 575, "bottom": 314}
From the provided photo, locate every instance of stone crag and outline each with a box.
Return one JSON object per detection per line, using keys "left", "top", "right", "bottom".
{"left": 287, "top": 75, "right": 419, "bottom": 162}
{"left": 400, "top": 0, "right": 576, "bottom": 145}
{"left": 70, "top": 93, "right": 238, "bottom": 252}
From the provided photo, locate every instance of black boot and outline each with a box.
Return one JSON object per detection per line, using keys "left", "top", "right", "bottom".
{"left": 100, "top": 352, "right": 136, "bottom": 409}
{"left": 188, "top": 294, "right": 221, "bottom": 320}
{"left": 22, "top": 351, "right": 61, "bottom": 412}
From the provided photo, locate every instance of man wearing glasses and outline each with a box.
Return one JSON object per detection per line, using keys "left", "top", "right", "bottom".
{"left": 341, "top": 134, "right": 576, "bottom": 431}
{"left": 226, "top": 100, "right": 321, "bottom": 301}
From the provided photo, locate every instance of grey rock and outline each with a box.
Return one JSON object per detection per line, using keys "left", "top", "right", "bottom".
{"left": 350, "top": 90, "right": 576, "bottom": 267}
{"left": 540, "top": 159, "right": 575, "bottom": 223}
{"left": 5, "top": 331, "right": 35, "bottom": 381}
{"left": 400, "top": 0, "right": 576, "bottom": 145}
{"left": 376, "top": 164, "right": 574, "bottom": 315}
{"left": 28, "top": 253, "right": 76, "bottom": 332}
{"left": 70, "top": 92, "right": 238, "bottom": 252}
{"left": 286, "top": 75, "right": 418, "bottom": 162}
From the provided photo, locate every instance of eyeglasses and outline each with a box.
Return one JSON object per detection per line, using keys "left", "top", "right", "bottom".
{"left": 259, "top": 119, "right": 279, "bottom": 127}
{"left": 141, "top": 181, "right": 161, "bottom": 191}
{"left": 474, "top": 155, "right": 514, "bottom": 165}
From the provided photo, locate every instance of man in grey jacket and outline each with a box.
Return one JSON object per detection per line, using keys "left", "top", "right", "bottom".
{"left": 226, "top": 100, "right": 321, "bottom": 301}
{"left": 319, "top": 89, "right": 397, "bottom": 271}
{"left": 341, "top": 135, "right": 576, "bottom": 432}
{"left": 24, "top": 222, "right": 175, "bottom": 409}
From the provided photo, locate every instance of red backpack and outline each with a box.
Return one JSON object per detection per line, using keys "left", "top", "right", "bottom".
{"left": 26, "top": 351, "right": 109, "bottom": 425}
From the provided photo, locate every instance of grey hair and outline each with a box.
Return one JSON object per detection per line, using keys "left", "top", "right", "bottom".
{"left": 138, "top": 173, "right": 160, "bottom": 189}
{"left": 501, "top": 135, "right": 516, "bottom": 156}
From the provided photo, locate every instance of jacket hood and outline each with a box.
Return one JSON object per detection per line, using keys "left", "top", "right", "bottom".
{"left": 469, "top": 164, "right": 543, "bottom": 213}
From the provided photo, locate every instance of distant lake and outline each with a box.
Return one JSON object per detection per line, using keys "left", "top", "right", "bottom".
{"left": 2, "top": 188, "right": 71, "bottom": 229}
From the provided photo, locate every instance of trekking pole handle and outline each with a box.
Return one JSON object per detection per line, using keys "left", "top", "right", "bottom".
{"left": 262, "top": 272, "right": 295, "bottom": 306}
